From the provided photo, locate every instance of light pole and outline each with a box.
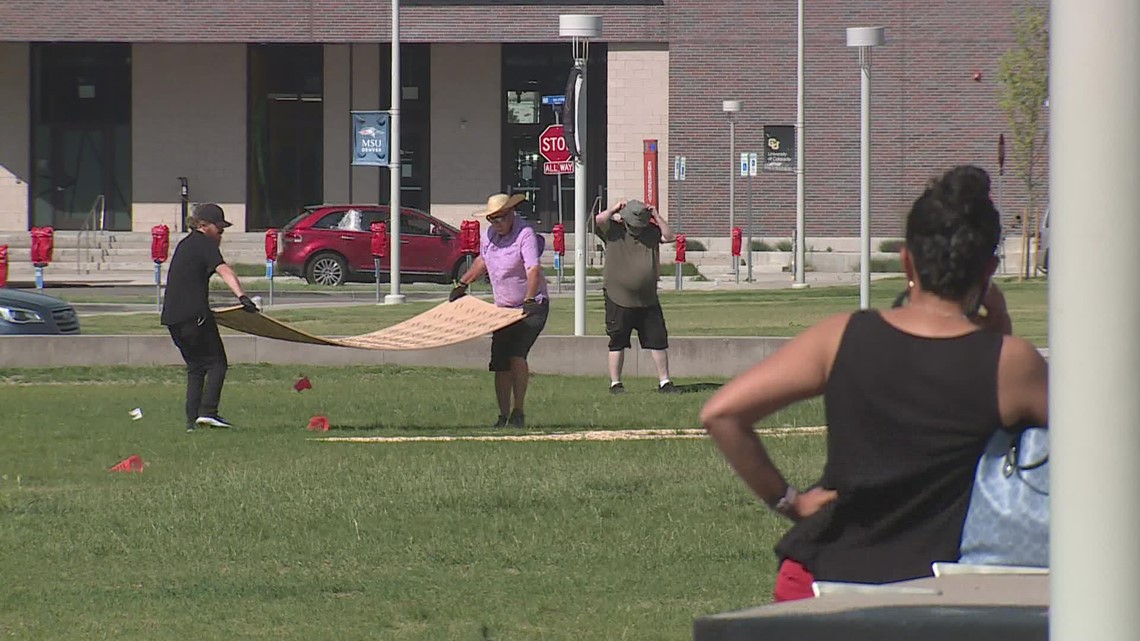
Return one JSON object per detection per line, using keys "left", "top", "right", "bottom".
{"left": 846, "top": 26, "right": 884, "bottom": 310}
{"left": 385, "top": 0, "right": 405, "bottom": 304}
{"left": 1051, "top": 1, "right": 1140, "bottom": 639}
{"left": 560, "top": 14, "right": 601, "bottom": 337}
{"left": 723, "top": 100, "right": 741, "bottom": 278}
{"left": 793, "top": 0, "right": 808, "bottom": 288}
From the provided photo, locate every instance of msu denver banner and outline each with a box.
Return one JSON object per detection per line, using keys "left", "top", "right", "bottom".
{"left": 351, "top": 111, "right": 391, "bottom": 166}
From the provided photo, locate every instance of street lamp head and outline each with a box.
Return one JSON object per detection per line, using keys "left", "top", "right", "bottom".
{"left": 722, "top": 100, "right": 742, "bottom": 115}
{"left": 559, "top": 15, "right": 603, "bottom": 39}
{"left": 846, "top": 26, "right": 886, "bottom": 48}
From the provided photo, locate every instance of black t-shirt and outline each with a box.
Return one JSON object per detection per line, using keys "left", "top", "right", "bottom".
{"left": 161, "top": 230, "right": 225, "bottom": 326}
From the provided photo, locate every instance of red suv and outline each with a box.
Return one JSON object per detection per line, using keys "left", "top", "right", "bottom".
{"left": 278, "top": 205, "right": 468, "bottom": 286}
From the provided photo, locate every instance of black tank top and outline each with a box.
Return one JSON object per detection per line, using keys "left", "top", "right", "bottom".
{"left": 776, "top": 310, "right": 1005, "bottom": 584}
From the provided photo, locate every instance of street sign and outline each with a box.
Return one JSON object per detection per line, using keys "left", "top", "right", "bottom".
{"left": 679, "top": 156, "right": 687, "bottom": 180}
{"left": 540, "top": 124, "right": 574, "bottom": 175}
{"left": 740, "top": 152, "right": 749, "bottom": 177}
{"left": 541, "top": 94, "right": 566, "bottom": 106}
{"left": 748, "top": 152, "right": 758, "bottom": 177}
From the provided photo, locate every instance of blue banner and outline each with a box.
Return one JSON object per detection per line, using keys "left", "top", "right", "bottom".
{"left": 351, "top": 111, "right": 391, "bottom": 166}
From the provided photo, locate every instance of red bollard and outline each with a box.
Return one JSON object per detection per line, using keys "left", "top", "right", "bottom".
{"left": 675, "top": 234, "right": 687, "bottom": 264}
{"left": 30, "top": 227, "right": 55, "bottom": 267}
{"left": 731, "top": 227, "right": 743, "bottom": 257}
{"left": 265, "top": 228, "right": 279, "bottom": 262}
{"left": 460, "top": 220, "right": 481, "bottom": 256}
{"left": 151, "top": 225, "right": 170, "bottom": 264}
{"left": 0, "top": 245, "right": 7, "bottom": 288}
{"left": 370, "top": 222, "right": 388, "bottom": 258}
{"left": 552, "top": 223, "right": 566, "bottom": 256}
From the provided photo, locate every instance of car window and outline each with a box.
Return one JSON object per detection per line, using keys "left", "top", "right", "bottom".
{"left": 360, "top": 209, "right": 389, "bottom": 230}
{"left": 311, "top": 209, "right": 365, "bottom": 232}
{"left": 401, "top": 214, "right": 436, "bottom": 236}
{"left": 283, "top": 211, "right": 311, "bottom": 230}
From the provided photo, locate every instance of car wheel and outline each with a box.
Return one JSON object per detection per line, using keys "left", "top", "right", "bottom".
{"left": 306, "top": 252, "right": 348, "bottom": 286}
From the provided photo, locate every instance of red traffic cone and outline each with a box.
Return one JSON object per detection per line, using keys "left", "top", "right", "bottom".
{"left": 306, "top": 416, "right": 330, "bottom": 432}
{"left": 293, "top": 376, "right": 312, "bottom": 392}
{"left": 110, "top": 455, "right": 145, "bottom": 473}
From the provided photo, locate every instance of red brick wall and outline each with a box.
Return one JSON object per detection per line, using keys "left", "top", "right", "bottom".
{"left": 668, "top": 0, "right": 1050, "bottom": 237}
{"left": 0, "top": 0, "right": 1049, "bottom": 236}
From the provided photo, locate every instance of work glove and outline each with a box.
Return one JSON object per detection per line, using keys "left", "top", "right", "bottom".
{"left": 522, "top": 299, "right": 544, "bottom": 317}
{"left": 238, "top": 295, "right": 260, "bottom": 313}
{"left": 449, "top": 283, "right": 468, "bottom": 302}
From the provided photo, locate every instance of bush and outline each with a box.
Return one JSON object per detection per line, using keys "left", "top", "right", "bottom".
{"left": 776, "top": 240, "right": 793, "bottom": 252}
{"left": 751, "top": 240, "right": 774, "bottom": 251}
{"left": 878, "top": 239, "right": 905, "bottom": 253}
{"left": 684, "top": 239, "right": 708, "bottom": 252}
{"left": 869, "top": 257, "right": 903, "bottom": 272}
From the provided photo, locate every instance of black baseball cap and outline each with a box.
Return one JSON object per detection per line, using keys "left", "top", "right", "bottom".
{"left": 194, "top": 203, "right": 233, "bottom": 228}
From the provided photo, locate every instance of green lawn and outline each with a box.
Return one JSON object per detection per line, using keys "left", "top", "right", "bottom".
{"left": 0, "top": 365, "right": 825, "bottom": 640}
{"left": 76, "top": 279, "right": 1050, "bottom": 345}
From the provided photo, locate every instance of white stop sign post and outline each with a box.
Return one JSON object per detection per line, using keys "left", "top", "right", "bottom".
{"left": 540, "top": 124, "right": 574, "bottom": 175}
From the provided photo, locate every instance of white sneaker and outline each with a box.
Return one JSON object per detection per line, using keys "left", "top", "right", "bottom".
{"left": 195, "top": 415, "right": 234, "bottom": 429}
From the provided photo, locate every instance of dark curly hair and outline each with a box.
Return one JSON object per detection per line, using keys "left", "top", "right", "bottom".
{"left": 904, "top": 165, "right": 1001, "bottom": 300}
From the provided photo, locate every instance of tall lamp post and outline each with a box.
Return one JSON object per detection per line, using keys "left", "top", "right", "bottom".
{"left": 385, "top": 0, "right": 405, "bottom": 304}
{"left": 846, "top": 26, "right": 885, "bottom": 310}
{"left": 723, "top": 100, "right": 742, "bottom": 277}
{"left": 560, "top": 14, "right": 602, "bottom": 337}
{"left": 793, "top": 0, "right": 808, "bottom": 288}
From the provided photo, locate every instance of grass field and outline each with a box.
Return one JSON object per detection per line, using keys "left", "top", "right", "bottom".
{"left": 0, "top": 365, "right": 826, "bottom": 640}
{"left": 77, "top": 278, "right": 1049, "bottom": 345}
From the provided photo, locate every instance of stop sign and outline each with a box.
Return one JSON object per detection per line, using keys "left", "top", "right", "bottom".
{"left": 539, "top": 124, "right": 571, "bottom": 163}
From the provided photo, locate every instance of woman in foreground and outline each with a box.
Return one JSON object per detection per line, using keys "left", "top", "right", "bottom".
{"left": 700, "top": 165, "right": 1049, "bottom": 600}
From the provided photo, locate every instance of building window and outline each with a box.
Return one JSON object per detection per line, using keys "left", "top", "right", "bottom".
{"left": 30, "top": 43, "right": 132, "bottom": 231}
{"left": 247, "top": 44, "right": 324, "bottom": 230}
{"left": 501, "top": 43, "right": 607, "bottom": 233}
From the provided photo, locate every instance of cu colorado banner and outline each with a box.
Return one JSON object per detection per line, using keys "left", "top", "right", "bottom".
{"left": 351, "top": 111, "right": 391, "bottom": 167}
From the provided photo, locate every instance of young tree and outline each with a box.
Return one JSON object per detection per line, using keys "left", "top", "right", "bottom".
{"left": 997, "top": 6, "right": 1049, "bottom": 279}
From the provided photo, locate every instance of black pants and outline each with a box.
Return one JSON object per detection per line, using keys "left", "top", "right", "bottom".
{"left": 167, "top": 314, "right": 228, "bottom": 424}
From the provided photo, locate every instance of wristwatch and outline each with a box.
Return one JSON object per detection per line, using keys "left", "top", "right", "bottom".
{"left": 523, "top": 297, "right": 537, "bottom": 304}
{"left": 772, "top": 485, "right": 799, "bottom": 519}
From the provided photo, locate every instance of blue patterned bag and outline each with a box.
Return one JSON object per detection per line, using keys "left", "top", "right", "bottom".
{"left": 959, "top": 427, "right": 1050, "bottom": 567}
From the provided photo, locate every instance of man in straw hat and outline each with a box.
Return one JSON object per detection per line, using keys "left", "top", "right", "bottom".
{"left": 450, "top": 193, "right": 549, "bottom": 428}
{"left": 595, "top": 198, "right": 680, "bottom": 394}
{"left": 161, "top": 203, "right": 259, "bottom": 432}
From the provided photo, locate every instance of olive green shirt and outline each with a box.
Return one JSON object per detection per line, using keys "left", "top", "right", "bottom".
{"left": 596, "top": 218, "right": 662, "bottom": 308}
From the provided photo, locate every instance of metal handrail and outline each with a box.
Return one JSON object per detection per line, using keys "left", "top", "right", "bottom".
{"left": 76, "top": 195, "right": 106, "bottom": 274}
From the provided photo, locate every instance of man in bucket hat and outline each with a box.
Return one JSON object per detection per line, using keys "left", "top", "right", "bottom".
{"left": 595, "top": 199, "right": 680, "bottom": 394}
{"left": 450, "top": 193, "right": 549, "bottom": 428}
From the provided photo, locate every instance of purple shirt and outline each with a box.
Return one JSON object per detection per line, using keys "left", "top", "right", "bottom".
{"left": 482, "top": 221, "right": 548, "bottom": 308}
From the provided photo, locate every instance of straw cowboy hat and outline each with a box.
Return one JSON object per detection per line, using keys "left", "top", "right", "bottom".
{"left": 473, "top": 193, "right": 526, "bottom": 218}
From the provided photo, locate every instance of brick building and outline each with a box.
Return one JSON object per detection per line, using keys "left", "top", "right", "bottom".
{"left": 0, "top": 0, "right": 1046, "bottom": 239}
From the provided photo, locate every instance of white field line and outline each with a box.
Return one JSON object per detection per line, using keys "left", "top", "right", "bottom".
{"left": 311, "top": 426, "right": 826, "bottom": 444}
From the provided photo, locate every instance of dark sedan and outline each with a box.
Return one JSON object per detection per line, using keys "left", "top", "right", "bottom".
{"left": 0, "top": 288, "right": 81, "bottom": 335}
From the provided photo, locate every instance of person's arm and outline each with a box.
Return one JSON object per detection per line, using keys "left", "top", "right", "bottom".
{"left": 520, "top": 228, "right": 543, "bottom": 302}
{"left": 457, "top": 255, "right": 487, "bottom": 286}
{"left": 595, "top": 199, "right": 626, "bottom": 230}
{"left": 971, "top": 282, "right": 1013, "bottom": 335}
{"left": 997, "top": 335, "right": 1049, "bottom": 428}
{"left": 651, "top": 209, "right": 676, "bottom": 243}
{"left": 700, "top": 313, "right": 849, "bottom": 519}
{"left": 215, "top": 263, "right": 246, "bottom": 299}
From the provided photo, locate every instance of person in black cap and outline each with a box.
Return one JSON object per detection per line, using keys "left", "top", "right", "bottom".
{"left": 161, "top": 203, "right": 258, "bottom": 432}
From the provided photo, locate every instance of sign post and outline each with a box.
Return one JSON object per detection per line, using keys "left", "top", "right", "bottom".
{"left": 763, "top": 125, "right": 797, "bottom": 282}
{"left": 643, "top": 140, "right": 659, "bottom": 209}
{"left": 674, "top": 155, "right": 687, "bottom": 291}
{"left": 737, "top": 153, "right": 748, "bottom": 283}
{"left": 747, "top": 152, "right": 758, "bottom": 282}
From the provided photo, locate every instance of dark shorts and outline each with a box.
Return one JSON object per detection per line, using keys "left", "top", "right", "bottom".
{"left": 489, "top": 303, "right": 549, "bottom": 371}
{"left": 605, "top": 295, "right": 669, "bottom": 351}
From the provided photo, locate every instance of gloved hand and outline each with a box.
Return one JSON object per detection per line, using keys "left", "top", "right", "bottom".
{"left": 522, "top": 299, "right": 544, "bottom": 317}
{"left": 238, "top": 295, "right": 259, "bottom": 313}
{"left": 449, "top": 283, "right": 468, "bottom": 302}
